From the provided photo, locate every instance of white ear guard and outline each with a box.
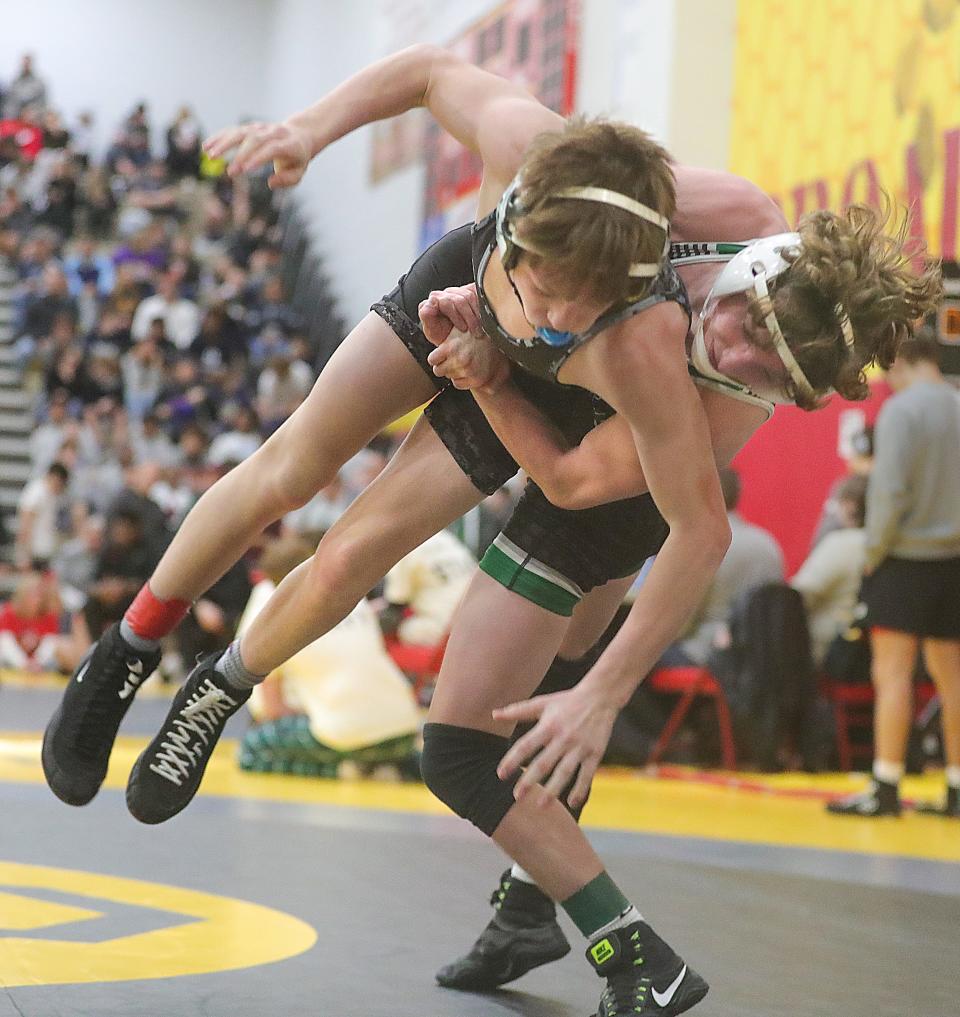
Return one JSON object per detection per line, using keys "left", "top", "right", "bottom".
{"left": 495, "top": 174, "right": 670, "bottom": 279}
{"left": 715, "top": 233, "right": 817, "bottom": 403}
{"left": 700, "top": 232, "right": 855, "bottom": 404}
{"left": 692, "top": 233, "right": 808, "bottom": 401}
{"left": 704, "top": 233, "right": 800, "bottom": 299}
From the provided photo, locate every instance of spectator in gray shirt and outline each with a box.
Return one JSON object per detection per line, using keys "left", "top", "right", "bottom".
{"left": 828, "top": 335, "right": 960, "bottom": 819}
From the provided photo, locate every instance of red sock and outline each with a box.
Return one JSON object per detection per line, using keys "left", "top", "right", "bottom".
{"left": 124, "top": 584, "right": 191, "bottom": 641}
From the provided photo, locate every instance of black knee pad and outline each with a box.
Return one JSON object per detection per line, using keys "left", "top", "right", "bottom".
{"left": 420, "top": 723, "right": 519, "bottom": 836}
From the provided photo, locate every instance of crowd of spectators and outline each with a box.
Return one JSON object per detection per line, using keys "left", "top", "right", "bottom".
{"left": 0, "top": 52, "right": 518, "bottom": 692}
{"left": 0, "top": 52, "right": 406, "bottom": 679}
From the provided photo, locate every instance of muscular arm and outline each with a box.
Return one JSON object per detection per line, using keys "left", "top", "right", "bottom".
{"left": 422, "top": 289, "right": 768, "bottom": 509}
{"left": 295, "top": 45, "right": 557, "bottom": 171}
{"left": 210, "top": 45, "right": 559, "bottom": 196}
{"left": 558, "top": 309, "right": 733, "bottom": 703}
{"left": 473, "top": 378, "right": 767, "bottom": 510}
{"left": 473, "top": 385, "right": 643, "bottom": 507}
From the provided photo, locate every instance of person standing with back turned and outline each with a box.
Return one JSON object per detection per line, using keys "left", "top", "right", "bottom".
{"left": 828, "top": 334, "right": 960, "bottom": 818}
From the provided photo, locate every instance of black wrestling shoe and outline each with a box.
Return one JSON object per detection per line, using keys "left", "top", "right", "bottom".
{"left": 435, "top": 870, "right": 570, "bottom": 990}
{"left": 826, "top": 779, "right": 901, "bottom": 817}
{"left": 42, "top": 622, "right": 161, "bottom": 806}
{"left": 915, "top": 785, "right": 960, "bottom": 818}
{"left": 586, "top": 921, "right": 708, "bottom": 1017}
{"left": 126, "top": 655, "right": 250, "bottom": 824}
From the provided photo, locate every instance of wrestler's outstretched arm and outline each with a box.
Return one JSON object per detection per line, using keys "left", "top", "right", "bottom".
{"left": 205, "top": 42, "right": 788, "bottom": 244}
{"left": 204, "top": 44, "right": 559, "bottom": 201}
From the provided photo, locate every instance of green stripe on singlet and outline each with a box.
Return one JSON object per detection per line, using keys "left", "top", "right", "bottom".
{"left": 479, "top": 538, "right": 581, "bottom": 617}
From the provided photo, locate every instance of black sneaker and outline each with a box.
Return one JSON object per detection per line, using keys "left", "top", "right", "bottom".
{"left": 826, "top": 779, "right": 901, "bottom": 817}
{"left": 435, "top": 870, "right": 570, "bottom": 990}
{"left": 42, "top": 622, "right": 161, "bottom": 806}
{"left": 126, "top": 655, "right": 250, "bottom": 824}
{"left": 915, "top": 785, "right": 960, "bottom": 818}
{"left": 586, "top": 921, "right": 708, "bottom": 1017}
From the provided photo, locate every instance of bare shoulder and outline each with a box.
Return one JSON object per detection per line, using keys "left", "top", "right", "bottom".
{"left": 672, "top": 165, "right": 788, "bottom": 241}
{"left": 477, "top": 96, "right": 563, "bottom": 173}
{"left": 602, "top": 301, "right": 690, "bottom": 374}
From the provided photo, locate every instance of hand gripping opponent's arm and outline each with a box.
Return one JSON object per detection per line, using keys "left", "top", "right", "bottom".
{"left": 419, "top": 284, "right": 511, "bottom": 394}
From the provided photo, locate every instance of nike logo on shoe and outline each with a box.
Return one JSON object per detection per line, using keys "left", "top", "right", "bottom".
{"left": 118, "top": 659, "right": 146, "bottom": 701}
{"left": 652, "top": 964, "right": 687, "bottom": 1008}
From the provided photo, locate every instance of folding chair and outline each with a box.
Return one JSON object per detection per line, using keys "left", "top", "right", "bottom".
{"left": 646, "top": 666, "right": 737, "bottom": 769}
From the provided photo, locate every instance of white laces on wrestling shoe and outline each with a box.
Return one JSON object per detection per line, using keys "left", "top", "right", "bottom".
{"left": 148, "top": 680, "right": 239, "bottom": 786}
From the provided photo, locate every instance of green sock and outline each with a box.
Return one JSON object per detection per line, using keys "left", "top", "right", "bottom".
{"left": 561, "top": 871, "right": 631, "bottom": 938}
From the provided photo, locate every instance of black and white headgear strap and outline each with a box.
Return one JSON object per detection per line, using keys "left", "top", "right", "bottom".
{"left": 495, "top": 173, "right": 671, "bottom": 278}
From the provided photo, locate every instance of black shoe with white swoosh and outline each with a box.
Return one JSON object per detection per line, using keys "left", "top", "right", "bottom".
{"left": 42, "top": 622, "right": 161, "bottom": 806}
{"left": 586, "top": 921, "right": 708, "bottom": 1017}
{"left": 126, "top": 654, "right": 250, "bottom": 824}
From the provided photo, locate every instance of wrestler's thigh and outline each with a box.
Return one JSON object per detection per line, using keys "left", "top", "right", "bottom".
{"left": 559, "top": 573, "right": 637, "bottom": 660}
{"left": 263, "top": 311, "right": 439, "bottom": 475}
{"left": 427, "top": 570, "right": 570, "bottom": 737}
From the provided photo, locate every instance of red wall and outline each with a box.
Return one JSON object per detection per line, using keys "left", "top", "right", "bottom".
{"left": 732, "top": 383, "right": 890, "bottom": 576}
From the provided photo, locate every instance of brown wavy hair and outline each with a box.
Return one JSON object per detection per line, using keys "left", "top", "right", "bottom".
{"left": 512, "top": 117, "right": 676, "bottom": 306}
{"left": 748, "top": 201, "right": 943, "bottom": 410}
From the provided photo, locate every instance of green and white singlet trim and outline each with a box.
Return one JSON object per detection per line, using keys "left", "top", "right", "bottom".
{"left": 479, "top": 534, "right": 584, "bottom": 617}
{"left": 668, "top": 241, "right": 747, "bottom": 264}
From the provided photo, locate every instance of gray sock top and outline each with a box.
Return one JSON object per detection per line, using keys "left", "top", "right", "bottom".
{"left": 215, "top": 640, "right": 266, "bottom": 690}
{"left": 119, "top": 618, "right": 160, "bottom": 653}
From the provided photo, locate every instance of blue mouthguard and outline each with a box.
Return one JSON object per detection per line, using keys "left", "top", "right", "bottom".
{"left": 535, "top": 326, "right": 575, "bottom": 347}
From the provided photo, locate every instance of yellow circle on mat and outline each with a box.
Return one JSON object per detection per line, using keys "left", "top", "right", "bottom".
{"left": 0, "top": 861, "right": 317, "bottom": 987}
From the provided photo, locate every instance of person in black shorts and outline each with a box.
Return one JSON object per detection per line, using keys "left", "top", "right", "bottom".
{"left": 828, "top": 336, "right": 960, "bottom": 820}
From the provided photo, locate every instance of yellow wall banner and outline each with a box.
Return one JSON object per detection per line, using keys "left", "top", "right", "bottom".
{"left": 730, "top": 0, "right": 960, "bottom": 258}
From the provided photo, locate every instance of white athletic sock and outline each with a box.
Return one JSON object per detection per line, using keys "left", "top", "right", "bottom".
{"left": 588, "top": 905, "right": 644, "bottom": 943}
{"left": 945, "top": 765, "right": 960, "bottom": 789}
{"left": 510, "top": 864, "right": 537, "bottom": 885}
{"left": 873, "top": 759, "right": 904, "bottom": 785}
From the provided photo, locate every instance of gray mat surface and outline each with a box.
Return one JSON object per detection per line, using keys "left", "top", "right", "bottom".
{"left": 4, "top": 684, "right": 959, "bottom": 1016}
{"left": 2, "top": 774, "right": 958, "bottom": 1017}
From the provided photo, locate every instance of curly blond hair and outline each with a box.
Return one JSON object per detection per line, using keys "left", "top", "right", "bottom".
{"left": 512, "top": 117, "right": 676, "bottom": 306}
{"left": 750, "top": 201, "right": 942, "bottom": 410}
